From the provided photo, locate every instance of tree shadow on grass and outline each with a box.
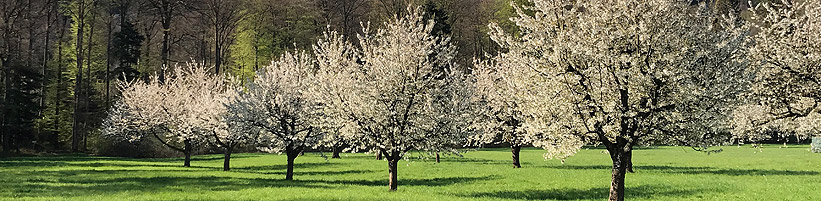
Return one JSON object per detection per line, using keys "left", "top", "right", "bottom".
{"left": 436, "top": 157, "right": 518, "bottom": 164}
{"left": 232, "top": 162, "right": 339, "bottom": 171}
{"left": 0, "top": 154, "right": 341, "bottom": 172}
{"left": 548, "top": 165, "right": 819, "bottom": 176}
{"left": 465, "top": 184, "right": 719, "bottom": 200}
{"left": 340, "top": 155, "right": 382, "bottom": 160}
{"left": 9, "top": 174, "right": 326, "bottom": 198}
{"left": 333, "top": 155, "right": 521, "bottom": 165}
{"left": 0, "top": 154, "right": 258, "bottom": 168}
{"left": 301, "top": 175, "right": 498, "bottom": 187}
{"left": 6, "top": 170, "right": 493, "bottom": 198}
{"left": 1, "top": 159, "right": 350, "bottom": 196}
{"left": 243, "top": 169, "right": 377, "bottom": 176}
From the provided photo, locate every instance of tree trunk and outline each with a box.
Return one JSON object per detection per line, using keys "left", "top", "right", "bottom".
{"left": 71, "top": 53, "right": 83, "bottom": 153}
{"left": 388, "top": 156, "right": 399, "bottom": 191}
{"left": 71, "top": 0, "right": 86, "bottom": 152}
{"left": 435, "top": 152, "right": 440, "bottom": 163}
{"left": 223, "top": 147, "right": 232, "bottom": 171}
{"left": 82, "top": 3, "right": 96, "bottom": 152}
{"left": 183, "top": 151, "right": 191, "bottom": 167}
{"left": 285, "top": 149, "right": 299, "bottom": 180}
{"left": 511, "top": 145, "right": 522, "bottom": 168}
{"left": 105, "top": 12, "right": 112, "bottom": 109}
{"left": 626, "top": 149, "right": 634, "bottom": 173}
{"left": 1, "top": 58, "right": 7, "bottom": 153}
{"left": 54, "top": 15, "right": 66, "bottom": 150}
{"left": 214, "top": 35, "right": 221, "bottom": 74}
{"left": 1, "top": 58, "right": 8, "bottom": 153}
{"left": 331, "top": 146, "right": 341, "bottom": 159}
{"left": 38, "top": 0, "right": 55, "bottom": 152}
{"left": 29, "top": 0, "right": 41, "bottom": 152}
{"left": 608, "top": 151, "right": 628, "bottom": 201}
{"left": 160, "top": 0, "right": 170, "bottom": 83}
{"left": 143, "top": 30, "right": 151, "bottom": 71}
{"left": 376, "top": 151, "right": 382, "bottom": 160}
{"left": 183, "top": 140, "right": 192, "bottom": 167}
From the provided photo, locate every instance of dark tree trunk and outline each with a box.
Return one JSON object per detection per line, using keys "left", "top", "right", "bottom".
{"left": 160, "top": 0, "right": 170, "bottom": 83}
{"left": 285, "top": 147, "right": 301, "bottom": 180}
{"left": 223, "top": 147, "right": 232, "bottom": 171}
{"left": 183, "top": 151, "right": 191, "bottom": 167}
{"left": 626, "top": 149, "right": 634, "bottom": 173}
{"left": 38, "top": 0, "right": 55, "bottom": 152}
{"left": 435, "top": 152, "right": 440, "bottom": 163}
{"left": 143, "top": 30, "right": 151, "bottom": 70}
{"left": 1, "top": 57, "right": 8, "bottom": 153}
{"left": 105, "top": 12, "right": 112, "bottom": 109}
{"left": 214, "top": 36, "right": 221, "bottom": 74}
{"left": 331, "top": 146, "right": 341, "bottom": 159}
{"left": 1, "top": 64, "right": 7, "bottom": 152}
{"left": 54, "top": 15, "right": 66, "bottom": 150}
{"left": 608, "top": 150, "right": 628, "bottom": 201}
{"left": 388, "top": 155, "right": 399, "bottom": 191}
{"left": 82, "top": 2, "right": 96, "bottom": 152}
{"left": 183, "top": 140, "right": 192, "bottom": 167}
{"left": 376, "top": 151, "right": 382, "bottom": 160}
{"left": 71, "top": 0, "right": 86, "bottom": 152}
{"left": 511, "top": 145, "right": 522, "bottom": 168}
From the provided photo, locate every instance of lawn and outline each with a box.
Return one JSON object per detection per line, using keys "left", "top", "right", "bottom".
{"left": 1, "top": 145, "right": 820, "bottom": 201}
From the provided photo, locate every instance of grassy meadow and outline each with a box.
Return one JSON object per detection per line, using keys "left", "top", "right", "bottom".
{"left": 1, "top": 145, "right": 820, "bottom": 200}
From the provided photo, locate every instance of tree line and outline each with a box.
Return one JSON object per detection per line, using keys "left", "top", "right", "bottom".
{"left": 0, "top": 0, "right": 535, "bottom": 154}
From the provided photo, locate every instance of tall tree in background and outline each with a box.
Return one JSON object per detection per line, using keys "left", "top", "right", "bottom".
{"left": 144, "top": 0, "right": 186, "bottom": 82}
{"left": 1, "top": 0, "right": 64, "bottom": 152}
{"left": 228, "top": 0, "right": 271, "bottom": 81}
{"left": 0, "top": 0, "right": 27, "bottom": 153}
{"left": 38, "top": 0, "right": 57, "bottom": 152}
{"left": 200, "top": 0, "right": 245, "bottom": 75}
{"left": 110, "top": 1, "right": 143, "bottom": 82}
{"left": 53, "top": 11, "right": 68, "bottom": 151}
{"left": 68, "top": 0, "right": 93, "bottom": 152}
{"left": 317, "top": 0, "right": 370, "bottom": 44}
{"left": 373, "top": 0, "right": 422, "bottom": 19}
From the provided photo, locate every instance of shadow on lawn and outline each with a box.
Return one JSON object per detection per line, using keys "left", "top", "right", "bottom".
{"left": 549, "top": 165, "right": 819, "bottom": 176}
{"left": 464, "top": 184, "right": 716, "bottom": 200}
{"left": 242, "top": 169, "right": 376, "bottom": 176}
{"left": 5, "top": 168, "right": 493, "bottom": 199}
{"left": 437, "top": 157, "right": 518, "bottom": 164}
{"left": 0, "top": 154, "right": 258, "bottom": 168}
{"left": 337, "top": 155, "right": 521, "bottom": 165}
{"left": 0, "top": 154, "right": 346, "bottom": 175}
{"left": 4, "top": 163, "right": 362, "bottom": 198}
{"left": 301, "top": 175, "right": 497, "bottom": 187}
{"left": 10, "top": 174, "right": 326, "bottom": 198}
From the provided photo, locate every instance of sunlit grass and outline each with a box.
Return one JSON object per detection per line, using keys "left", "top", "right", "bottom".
{"left": 1, "top": 145, "right": 820, "bottom": 200}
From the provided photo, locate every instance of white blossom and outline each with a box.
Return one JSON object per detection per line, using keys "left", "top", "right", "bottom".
{"left": 103, "top": 63, "right": 229, "bottom": 166}
{"left": 481, "top": 0, "right": 751, "bottom": 200}
{"left": 312, "top": 7, "right": 471, "bottom": 190}
{"left": 732, "top": 0, "right": 821, "bottom": 143}
{"left": 225, "top": 50, "right": 324, "bottom": 179}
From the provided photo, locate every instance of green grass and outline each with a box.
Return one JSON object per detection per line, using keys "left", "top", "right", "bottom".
{"left": 1, "top": 145, "right": 820, "bottom": 200}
